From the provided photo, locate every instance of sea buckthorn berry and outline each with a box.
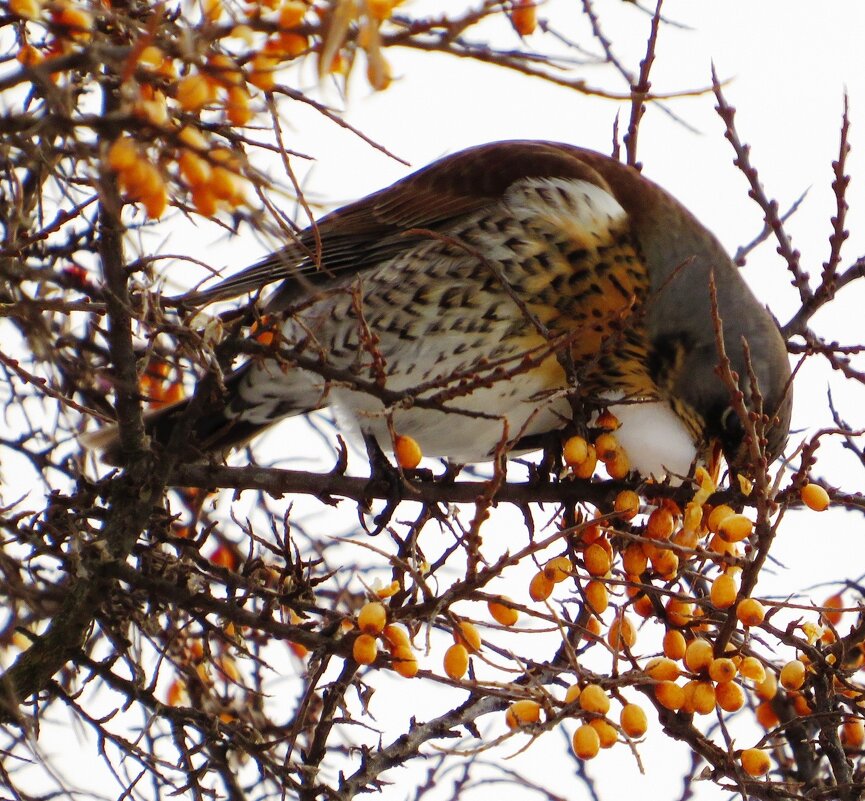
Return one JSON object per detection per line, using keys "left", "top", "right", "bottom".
{"left": 54, "top": 3, "right": 93, "bottom": 37}
{"left": 596, "top": 410, "right": 620, "bottom": 430}
{"left": 654, "top": 681, "right": 685, "bottom": 711}
{"left": 589, "top": 718, "right": 618, "bottom": 748}
{"left": 443, "top": 643, "right": 469, "bottom": 680}
{"left": 605, "top": 449, "right": 630, "bottom": 480}
{"left": 650, "top": 548, "right": 678, "bottom": 579}
{"left": 821, "top": 593, "right": 844, "bottom": 626}
{"left": 754, "top": 671, "right": 778, "bottom": 701}
{"left": 455, "top": 620, "right": 482, "bottom": 652}
{"left": 683, "top": 501, "right": 703, "bottom": 533}
{"left": 488, "top": 597, "right": 519, "bottom": 627}
{"left": 645, "top": 657, "right": 680, "bottom": 682}
{"left": 709, "top": 658, "right": 738, "bottom": 684}
{"left": 563, "top": 435, "right": 588, "bottom": 467}
{"left": 176, "top": 73, "right": 213, "bottom": 111}
{"left": 572, "top": 444, "right": 598, "bottom": 479}
{"left": 707, "top": 504, "right": 735, "bottom": 533}
{"left": 506, "top": 699, "right": 541, "bottom": 729}
{"left": 740, "top": 748, "right": 771, "bottom": 777}
{"left": 646, "top": 507, "right": 674, "bottom": 541}
{"left": 710, "top": 573, "right": 738, "bottom": 609}
{"left": 249, "top": 53, "right": 279, "bottom": 90}
{"left": 715, "top": 680, "right": 745, "bottom": 712}
{"left": 390, "top": 645, "right": 418, "bottom": 678}
{"left": 564, "top": 684, "right": 581, "bottom": 705}
{"left": 279, "top": 0, "right": 307, "bottom": 27}
{"left": 736, "top": 598, "right": 766, "bottom": 627}
{"left": 665, "top": 598, "right": 694, "bottom": 628}
{"left": 791, "top": 692, "right": 811, "bottom": 716}
{"left": 529, "top": 570, "right": 554, "bottom": 602}
{"left": 841, "top": 717, "right": 865, "bottom": 749}
{"left": 594, "top": 432, "right": 619, "bottom": 462}
{"left": 608, "top": 614, "right": 636, "bottom": 652}
{"left": 107, "top": 138, "right": 139, "bottom": 172}
{"left": 755, "top": 701, "right": 780, "bottom": 729}
{"left": 663, "top": 629, "right": 687, "bottom": 661}
{"left": 509, "top": 0, "right": 537, "bottom": 36}
{"left": 620, "top": 703, "right": 648, "bottom": 738}
{"left": 632, "top": 592, "right": 654, "bottom": 618}
{"left": 779, "top": 659, "right": 806, "bottom": 691}
{"left": 614, "top": 490, "right": 640, "bottom": 520}
{"left": 585, "top": 580, "right": 608, "bottom": 615}
{"left": 394, "top": 434, "right": 422, "bottom": 469}
{"left": 579, "top": 684, "right": 610, "bottom": 715}
{"left": 11, "top": 0, "right": 42, "bottom": 19}
{"left": 622, "top": 544, "right": 648, "bottom": 575}
{"left": 382, "top": 624, "right": 410, "bottom": 651}
{"left": 544, "top": 556, "right": 572, "bottom": 583}
{"left": 352, "top": 633, "right": 378, "bottom": 665}
{"left": 226, "top": 86, "right": 253, "bottom": 125}
{"left": 739, "top": 656, "right": 767, "bottom": 683}
{"left": 684, "top": 638, "right": 714, "bottom": 674}
{"left": 801, "top": 482, "right": 830, "bottom": 511}
{"left": 584, "top": 543, "right": 611, "bottom": 577}
{"left": 572, "top": 723, "right": 600, "bottom": 759}
{"left": 191, "top": 185, "right": 218, "bottom": 217}
{"left": 718, "top": 513, "right": 754, "bottom": 543}
{"left": 357, "top": 601, "right": 386, "bottom": 635}
{"left": 690, "top": 681, "right": 716, "bottom": 715}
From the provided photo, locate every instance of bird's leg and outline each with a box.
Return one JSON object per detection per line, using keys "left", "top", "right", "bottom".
{"left": 360, "top": 432, "right": 403, "bottom": 536}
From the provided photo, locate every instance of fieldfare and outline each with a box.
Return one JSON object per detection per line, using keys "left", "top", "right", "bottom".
{"left": 95, "top": 140, "right": 793, "bottom": 477}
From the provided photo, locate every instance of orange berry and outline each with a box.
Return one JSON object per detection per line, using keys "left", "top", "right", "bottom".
{"left": 505, "top": 699, "right": 541, "bottom": 729}
{"left": 579, "top": 684, "right": 610, "bottom": 715}
{"left": 226, "top": 86, "right": 253, "bottom": 126}
{"left": 620, "top": 703, "right": 648, "bottom": 738}
{"left": 191, "top": 185, "right": 218, "bottom": 217}
{"left": 718, "top": 513, "right": 753, "bottom": 543}
{"left": 382, "top": 624, "right": 410, "bottom": 651}
{"left": 572, "top": 723, "right": 600, "bottom": 759}
{"left": 107, "top": 137, "right": 139, "bottom": 172}
{"left": 55, "top": 3, "right": 92, "bottom": 38}
{"left": 178, "top": 149, "right": 211, "bottom": 188}
{"left": 572, "top": 443, "right": 598, "bottom": 478}
{"left": 563, "top": 435, "right": 588, "bottom": 467}
{"left": 455, "top": 620, "right": 482, "bottom": 652}
{"left": 706, "top": 504, "right": 735, "bottom": 533}
{"left": 394, "top": 434, "right": 422, "bottom": 469}
{"left": 821, "top": 593, "right": 844, "bottom": 626}
{"left": 594, "top": 432, "right": 619, "bottom": 462}
{"left": 176, "top": 73, "right": 213, "bottom": 111}
{"left": 589, "top": 717, "right": 618, "bottom": 748}
{"left": 841, "top": 716, "right": 865, "bottom": 749}
{"left": 596, "top": 410, "right": 620, "bottom": 430}
{"left": 689, "top": 680, "right": 716, "bottom": 715}
{"left": 682, "top": 501, "right": 703, "bottom": 533}
{"left": 248, "top": 53, "right": 278, "bottom": 90}
{"left": 645, "top": 657, "right": 680, "bottom": 682}
{"left": 584, "top": 543, "right": 611, "bottom": 577}
{"left": 357, "top": 601, "right": 387, "bottom": 635}
{"left": 663, "top": 629, "right": 687, "bottom": 661}
{"left": 509, "top": 0, "right": 537, "bottom": 36}
{"left": 585, "top": 580, "right": 608, "bottom": 615}
{"left": 488, "top": 597, "right": 519, "bottom": 627}
{"left": 443, "top": 643, "right": 469, "bottom": 680}
{"left": 544, "top": 555, "right": 572, "bottom": 583}
{"left": 801, "top": 482, "right": 830, "bottom": 511}
{"left": 278, "top": 0, "right": 307, "bottom": 28}
{"left": 779, "top": 659, "right": 806, "bottom": 691}
{"left": 791, "top": 691, "right": 811, "bottom": 716}
{"left": 390, "top": 645, "right": 418, "bottom": 678}
{"left": 684, "top": 638, "right": 713, "bottom": 674}
{"left": 646, "top": 507, "right": 675, "bottom": 541}
{"left": 650, "top": 548, "right": 678, "bottom": 579}
{"left": 142, "top": 184, "right": 168, "bottom": 219}
{"left": 710, "top": 573, "right": 738, "bottom": 609}
{"left": 654, "top": 681, "right": 685, "bottom": 711}
{"left": 736, "top": 598, "right": 766, "bottom": 627}
{"left": 755, "top": 701, "right": 780, "bottom": 729}
{"left": 622, "top": 543, "right": 648, "bottom": 575}
{"left": 564, "top": 683, "right": 581, "bottom": 705}
{"left": 614, "top": 490, "right": 640, "bottom": 520}
{"left": 528, "top": 570, "right": 554, "bottom": 602}
{"left": 10, "top": 0, "right": 42, "bottom": 19}
{"left": 739, "top": 656, "right": 767, "bottom": 683}
{"left": 632, "top": 592, "right": 654, "bottom": 618}
{"left": 715, "top": 680, "right": 745, "bottom": 712}
{"left": 740, "top": 748, "right": 771, "bottom": 777}
{"left": 352, "top": 633, "right": 378, "bottom": 665}
{"left": 665, "top": 598, "right": 694, "bottom": 628}
{"left": 608, "top": 613, "right": 636, "bottom": 652}
{"left": 366, "top": 0, "right": 395, "bottom": 20}
{"left": 605, "top": 449, "right": 630, "bottom": 479}
{"left": 754, "top": 671, "right": 778, "bottom": 701}
{"left": 708, "top": 657, "right": 737, "bottom": 684}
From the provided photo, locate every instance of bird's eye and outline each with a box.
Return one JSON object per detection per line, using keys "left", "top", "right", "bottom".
{"left": 720, "top": 406, "right": 745, "bottom": 446}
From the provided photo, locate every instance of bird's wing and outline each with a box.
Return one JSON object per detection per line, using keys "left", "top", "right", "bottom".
{"left": 176, "top": 141, "right": 612, "bottom": 308}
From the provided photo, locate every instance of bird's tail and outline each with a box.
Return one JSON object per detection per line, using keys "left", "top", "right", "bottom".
{"left": 83, "top": 368, "right": 291, "bottom": 465}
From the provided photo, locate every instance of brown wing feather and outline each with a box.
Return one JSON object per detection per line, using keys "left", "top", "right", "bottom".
{"left": 176, "top": 141, "right": 612, "bottom": 308}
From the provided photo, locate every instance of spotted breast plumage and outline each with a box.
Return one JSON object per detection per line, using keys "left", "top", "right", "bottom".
{"left": 95, "top": 141, "right": 793, "bottom": 475}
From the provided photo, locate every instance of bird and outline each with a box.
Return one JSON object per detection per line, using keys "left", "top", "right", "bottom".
{"left": 92, "top": 140, "right": 793, "bottom": 477}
